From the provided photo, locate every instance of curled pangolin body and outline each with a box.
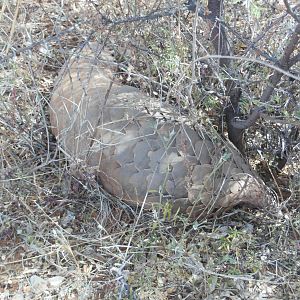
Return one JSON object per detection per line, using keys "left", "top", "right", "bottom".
{"left": 49, "top": 43, "right": 272, "bottom": 218}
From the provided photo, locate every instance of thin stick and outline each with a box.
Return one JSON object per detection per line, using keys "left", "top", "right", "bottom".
{"left": 5, "top": 0, "right": 21, "bottom": 55}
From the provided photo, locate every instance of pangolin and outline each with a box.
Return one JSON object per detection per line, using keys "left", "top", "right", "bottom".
{"left": 49, "top": 43, "right": 273, "bottom": 219}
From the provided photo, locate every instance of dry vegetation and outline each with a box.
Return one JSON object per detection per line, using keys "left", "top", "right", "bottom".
{"left": 0, "top": 0, "right": 300, "bottom": 299}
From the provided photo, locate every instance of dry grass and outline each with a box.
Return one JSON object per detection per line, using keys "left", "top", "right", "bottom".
{"left": 0, "top": 1, "right": 300, "bottom": 299}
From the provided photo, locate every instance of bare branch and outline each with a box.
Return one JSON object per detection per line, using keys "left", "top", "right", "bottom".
{"left": 207, "top": 0, "right": 232, "bottom": 68}
{"left": 196, "top": 55, "right": 300, "bottom": 81}
{"left": 230, "top": 107, "right": 266, "bottom": 130}
{"left": 260, "top": 23, "right": 300, "bottom": 104}
{"left": 0, "top": 4, "right": 190, "bottom": 65}
{"left": 229, "top": 22, "right": 300, "bottom": 130}
{"left": 289, "top": 52, "right": 300, "bottom": 66}
{"left": 198, "top": 0, "right": 246, "bottom": 153}
{"left": 283, "top": 0, "right": 300, "bottom": 23}
{"left": 232, "top": 110, "right": 300, "bottom": 129}
{"left": 187, "top": 1, "right": 285, "bottom": 65}
{"left": 0, "top": 26, "right": 78, "bottom": 65}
